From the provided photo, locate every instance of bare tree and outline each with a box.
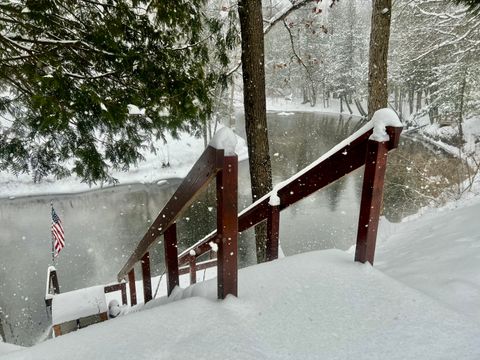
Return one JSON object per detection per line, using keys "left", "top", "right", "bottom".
{"left": 367, "top": 0, "right": 392, "bottom": 117}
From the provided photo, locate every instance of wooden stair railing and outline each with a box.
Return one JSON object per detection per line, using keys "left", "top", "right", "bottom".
{"left": 178, "top": 121, "right": 402, "bottom": 280}
{"left": 117, "top": 145, "right": 238, "bottom": 301}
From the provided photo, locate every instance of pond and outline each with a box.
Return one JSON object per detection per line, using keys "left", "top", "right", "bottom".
{"left": 0, "top": 111, "right": 466, "bottom": 345}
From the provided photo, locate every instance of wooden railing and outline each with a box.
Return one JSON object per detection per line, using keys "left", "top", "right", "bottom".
{"left": 117, "top": 145, "right": 238, "bottom": 301}
{"left": 118, "top": 120, "right": 402, "bottom": 304}
{"left": 177, "top": 123, "right": 402, "bottom": 278}
{"left": 104, "top": 283, "right": 128, "bottom": 305}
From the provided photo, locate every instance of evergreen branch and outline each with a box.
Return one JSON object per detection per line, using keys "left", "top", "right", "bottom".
{"left": 63, "top": 70, "right": 117, "bottom": 80}
{"left": 169, "top": 32, "right": 216, "bottom": 51}
{"left": 5, "top": 35, "right": 116, "bottom": 56}
{"left": 0, "top": 33, "right": 33, "bottom": 53}
{"left": 2, "top": 75, "right": 34, "bottom": 96}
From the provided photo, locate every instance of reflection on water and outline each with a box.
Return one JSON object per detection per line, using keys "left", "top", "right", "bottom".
{"left": 0, "top": 112, "right": 465, "bottom": 345}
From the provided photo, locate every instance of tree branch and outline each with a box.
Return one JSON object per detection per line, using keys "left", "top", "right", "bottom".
{"left": 226, "top": 0, "right": 314, "bottom": 77}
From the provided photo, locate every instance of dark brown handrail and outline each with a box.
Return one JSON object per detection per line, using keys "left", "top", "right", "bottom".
{"left": 117, "top": 143, "right": 238, "bottom": 302}
{"left": 117, "top": 146, "right": 224, "bottom": 281}
{"left": 104, "top": 283, "right": 128, "bottom": 305}
{"left": 178, "top": 124, "right": 402, "bottom": 267}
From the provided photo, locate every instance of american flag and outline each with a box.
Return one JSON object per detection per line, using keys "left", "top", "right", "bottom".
{"left": 51, "top": 206, "right": 65, "bottom": 256}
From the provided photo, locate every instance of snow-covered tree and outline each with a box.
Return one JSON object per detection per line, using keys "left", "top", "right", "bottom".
{"left": 390, "top": 0, "right": 480, "bottom": 136}
{"left": 0, "top": 0, "right": 231, "bottom": 184}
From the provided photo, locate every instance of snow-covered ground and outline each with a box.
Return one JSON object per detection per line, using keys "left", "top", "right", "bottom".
{"left": 376, "top": 194, "right": 480, "bottom": 323}
{"left": 406, "top": 115, "right": 480, "bottom": 162}
{"left": 0, "top": 127, "right": 248, "bottom": 199}
{"left": 2, "top": 189, "right": 480, "bottom": 358}
{"left": 266, "top": 96, "right": 365, "bottom": 117}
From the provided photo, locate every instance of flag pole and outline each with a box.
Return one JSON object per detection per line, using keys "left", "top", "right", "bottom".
{"left": 50, "top": 201, "right": 55, "bottom": 266}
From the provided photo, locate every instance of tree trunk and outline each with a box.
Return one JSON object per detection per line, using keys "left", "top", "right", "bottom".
{"left": 344, "top": 94, "right": 353, "bottom": 114}
{"left": 399, "top": 90, "right": 403, "bottom": 121}
{"left": 203, "top": 119, "right": 208, "bottom": 149}
{"left": 416, "top": 89, "right": 422, "bottom": 112}
{"left": 310, "top": 85, "right": 316, "bottom": 107}
{"left": 367, "top": 0, "right": 392, "bottom": 119}
{"left": 0, "top": 316, "right": 5, "bottom": 343}
{"left": 229, "top": 81, "right": 235, "bottom": 129}
{"left": 238, "top": 0, "right": 273, "bottom": 264}
{"left": 408, "top": 85, "right": 414, "bottom": 114}
{"left": 457, "top": 68, "right": 467, "bottom": 145}
{"left": 394, "top": 85, "right": 399, "bottom": 110}
{"left": 302, "top": 86, "right": 309, "bottom": 104}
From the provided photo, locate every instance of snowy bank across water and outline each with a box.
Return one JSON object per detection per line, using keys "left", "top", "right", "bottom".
{"left": 265, "top": 97, "right": 366, "bottom": 117}
{"left": 3, "top": 250, "right": 480, "bottom": 359}
{"left": 0, "top": 127, "right": 248, "bottom": 199}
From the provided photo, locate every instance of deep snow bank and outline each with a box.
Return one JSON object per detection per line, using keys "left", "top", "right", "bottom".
{"left": 376, "top": 195, "right": 480, "bottom": 323}
{"left": 2, "top": 250, "right": 480, "bottom": 359}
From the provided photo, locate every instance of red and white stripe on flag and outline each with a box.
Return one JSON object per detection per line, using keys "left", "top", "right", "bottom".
{"left": 51, "top": 207, "right": 65, "bottom": 256}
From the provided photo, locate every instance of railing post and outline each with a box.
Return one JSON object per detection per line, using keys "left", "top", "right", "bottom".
{"left": 216, "top": 154, "right": 238, "bottom": 299}
{"left": 120, "top": 282, "right": 128, "bottom": 305}
{"left": 189, "top": 256, "right": 197, "bottom": 285}
{"left": 128, "top": 269, "right": 137, "bottom": 306}
{"left": 141, "top": 252, "right": 152, "bottom": 303}
{"left": 50, "top": 269, "right": 60, "bottom": 294}
{"left": 266, "top": 204, "right": 280, "bottom": 261}
{"left": 164, "top": 223, "right": 179, "bottom": 296}
{"left": 355, "top": 139, "right": 389, "bottom": 265}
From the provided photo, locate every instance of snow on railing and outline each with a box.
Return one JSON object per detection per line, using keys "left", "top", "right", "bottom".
{"left": 178, "top": 109, "right": 402, "bottom": 268}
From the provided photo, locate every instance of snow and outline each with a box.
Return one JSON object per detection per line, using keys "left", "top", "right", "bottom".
{"left": 376, "top": 195, "right": 480, "bottom": 323}
{"left": 189, "top": 249, "right": 196, "bottom": 257}
{"left": 268, "top": 183, "right": 282, "bottom": 206}
{"left": 126, "top": 104, "right": 145, "bottom": 116}
{"left": 51, "top": 285, "right": 107, "bottom": 325}
{"left": 4, "top": 250, "right": 480, "bottom": 359}
{"left": 369, "top": 108, "right": 402, "bottom": 142}
{"left": 265, "top": 97, "right": 366, "bottom": 117}
{"left": 0, "top": 342, "right": 23, "bottom": 357}
{"left": 208, "top": 241, "right": 218, "bottom": 252}
{"left": 405, "top": 114, "right": 480, "bottom": 164}
{"left": 107, "top": 300, "right": 121, "bottom": 318}
{"left": 45, "top": 266, "right": 57, "bottom": 300}
{"left": 208, "top": 126, "right": 238, "bottom": 155}
{"left": 268, "top": 192, "right": 280, "bottom": 206}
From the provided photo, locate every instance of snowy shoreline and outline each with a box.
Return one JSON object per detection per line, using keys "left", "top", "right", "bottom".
{"left": 0, "top": 128, "right": 248, "bottom": 200}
